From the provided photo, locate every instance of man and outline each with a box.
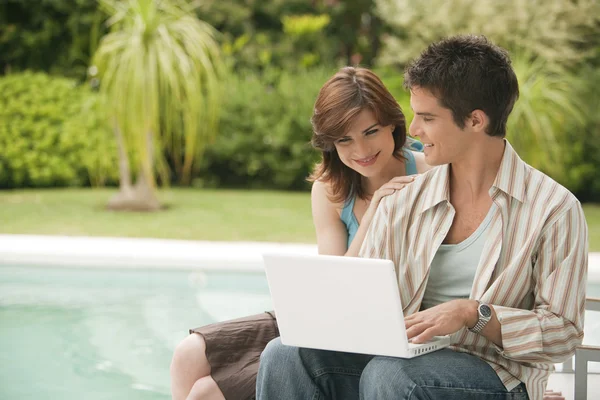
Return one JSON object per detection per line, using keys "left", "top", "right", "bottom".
{"left": 256, "top": 35, "right": 588, "bottom": 400}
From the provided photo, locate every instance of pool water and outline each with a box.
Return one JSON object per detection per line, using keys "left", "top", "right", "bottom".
{"left": 0, "top": 265, "right": 272, "bottom": 400}
{"left": 1, "top": 265, "right": 600, "bottom": 399}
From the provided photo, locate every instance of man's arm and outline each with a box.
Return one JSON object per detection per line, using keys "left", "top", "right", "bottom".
{"left": 490, "top": 201, "right": 588, "bottom": 363}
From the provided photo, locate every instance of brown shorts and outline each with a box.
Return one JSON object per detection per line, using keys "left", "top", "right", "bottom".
{"left": 189, "top": 311, "right": 279, "bottom": 400}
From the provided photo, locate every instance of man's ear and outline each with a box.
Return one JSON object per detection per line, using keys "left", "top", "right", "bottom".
{"left": 469, "top": 109, "right": 488, "bottom": 133}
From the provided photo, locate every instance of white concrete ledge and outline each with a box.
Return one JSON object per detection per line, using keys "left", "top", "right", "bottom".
{"left": 0, "top": 234, "right": 316, "bottom": 272}
{"left": 0, "top": 235, "right": 599, "bottom": 280}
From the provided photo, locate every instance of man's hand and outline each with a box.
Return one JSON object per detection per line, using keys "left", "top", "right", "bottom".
{"left": 405, "top": 299, "right": 478, "bottom": 344}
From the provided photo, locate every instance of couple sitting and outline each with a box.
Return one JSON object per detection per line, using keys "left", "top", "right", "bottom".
{"left": 172, "top": 35, "right": 588, "bottom": 400}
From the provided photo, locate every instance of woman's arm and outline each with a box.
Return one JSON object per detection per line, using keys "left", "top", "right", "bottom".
{"left": 312, "top": 177, "right": 415, "bottom": 257}
{"left": 311, "top": 181, "right": 349, "bottom": 256}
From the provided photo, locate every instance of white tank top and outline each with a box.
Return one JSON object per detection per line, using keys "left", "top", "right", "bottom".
{"left": 421, "top": 204, "right": 496, "bottom": 310}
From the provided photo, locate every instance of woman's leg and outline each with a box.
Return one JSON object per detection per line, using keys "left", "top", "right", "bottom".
{"left": 170, "top": 333, "right": 225, "bottom": 400}
{"left": 186, "top": 376, "right": 226, "bottom": 400}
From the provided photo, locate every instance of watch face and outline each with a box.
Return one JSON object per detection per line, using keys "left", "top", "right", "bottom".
{"left": 480, "top": 304, "right": 492, "bottom": 318}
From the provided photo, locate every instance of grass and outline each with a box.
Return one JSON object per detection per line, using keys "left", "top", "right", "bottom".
{"left": 585, "top": 204, "right": 600, "bottom": 252}
{"left": 0, "top": 188, "right": 599, "bottom": 251}
{"left": 0, "top": 188, "right": 315, "bottom": 243}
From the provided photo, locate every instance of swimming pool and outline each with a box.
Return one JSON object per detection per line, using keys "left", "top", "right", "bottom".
{"left": 2, "top": 232, "right": 600, "bottom": 399}
{"left": 3, "top": 264, "right": 600, "bottom": 400}
{"left": 0, "top": 265, "right": 273, "bottom": 400}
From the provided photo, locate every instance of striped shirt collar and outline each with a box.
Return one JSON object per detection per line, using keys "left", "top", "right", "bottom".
{"left": 419, "top": 140, "right": 526, "bottom": 215}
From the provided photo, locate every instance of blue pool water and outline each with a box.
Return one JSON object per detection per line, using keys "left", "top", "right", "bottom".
{"left": 1, "top": 264, "right": 599, "bottom": 399}
{"left": 0, "top": 265, "right": 272, "bottom": 400}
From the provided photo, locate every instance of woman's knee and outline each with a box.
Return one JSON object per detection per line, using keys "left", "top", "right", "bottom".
{"left": 171, "top": 333, "right": 210, "bottom": 376}
{"left": 187, "top": 376, "right": 225, "bottom": 400}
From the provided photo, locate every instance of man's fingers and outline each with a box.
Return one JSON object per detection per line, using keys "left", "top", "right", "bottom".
{"left": 403, "top": 312, "right": 422, "bottom": 325}
{"left": 405, "top": 321, "right": 432, "bottom": 339}
{"left": 411, "top": 326, "right": 438, "bottom": 344}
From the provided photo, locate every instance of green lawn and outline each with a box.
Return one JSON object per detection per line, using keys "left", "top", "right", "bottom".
{"left": 585, "top": 204, "right": 600, "bottom": 252}
{"left": 0, "top": 188, "right": 316, "bottom": 243}
{"left": 0, "top": 188, "right": 599, "bottom": 251}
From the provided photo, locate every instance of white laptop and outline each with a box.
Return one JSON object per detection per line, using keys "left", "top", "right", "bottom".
{"left": 262, "top": 253, "right": 451, "bottom": 358}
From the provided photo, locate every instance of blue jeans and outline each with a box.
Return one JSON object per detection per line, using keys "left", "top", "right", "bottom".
{"left": 256, "top": 338, "right": 529, "bottom": 400}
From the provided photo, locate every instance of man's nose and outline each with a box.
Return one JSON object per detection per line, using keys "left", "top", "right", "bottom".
{"left": 409, "top": 119, "right": 420, "bottom": 138}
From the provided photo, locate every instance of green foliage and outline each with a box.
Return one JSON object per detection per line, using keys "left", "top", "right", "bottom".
{"left": 0, "top": 0, "right": 105, "bottom": 80}
{"left": 63, "top": 94, "right": 120, "bottom": 187}
{"left": 562, "top": 66, "right": 600, "bottom": 202}
{"left": 2, "top": 0, "right": 385, "bottom": 77}
{"left": 282, "top": 14, "right": 331, "bottom": 36}
{"left": 197, "top": 68, "right": 334, "bottom": 190}
{"left": 282, "top": 14, "right": 331, "bottom": 68}
{"left": 0, "top": 72, "right": 117, "bottom": 188}
{"left": 507, "top": 54, "right": 588, "bottom": 185}
{"left": 374, "top": 66, "right": 413, "bottom": 121}
{"left": 200, "top": 0, "right": 382, "bottom": 71}
{"left": 376, "top": 0, "right": 600, "bottom": 68}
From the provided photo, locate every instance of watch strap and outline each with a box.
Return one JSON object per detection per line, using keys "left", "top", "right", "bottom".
{"left": 469, "top": 302, "right": 491, "bottom": 334}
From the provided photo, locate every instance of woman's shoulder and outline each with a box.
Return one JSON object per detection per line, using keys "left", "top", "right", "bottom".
{"left": 311, "top": 180, "right": 346, "bottom": 213}
{"left": 311, "top": 179, "right": 330, "bottom": 197}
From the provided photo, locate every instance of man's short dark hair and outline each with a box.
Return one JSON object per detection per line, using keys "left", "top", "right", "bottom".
{"left": 404, "top": 35, "right": 519, "bottom": 138}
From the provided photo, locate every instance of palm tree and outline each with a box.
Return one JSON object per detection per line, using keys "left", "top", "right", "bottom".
{"left": 93, "top": 0, "right": 222, "bottom": 211}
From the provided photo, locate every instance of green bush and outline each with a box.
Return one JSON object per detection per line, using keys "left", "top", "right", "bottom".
{"left": 564, "top": 66, "right": 600, "bottom": 202}
{"left": 0, "top": 72, "right": 118, "bottom": 188}
{"left": 1, "top": 0, "right": 105, "bottom": 80}
{"left": 374, "top": 66, "right": 413, "bottom": 121}
{"left": 197, "top": 67, "right": 334, "bottom": 190}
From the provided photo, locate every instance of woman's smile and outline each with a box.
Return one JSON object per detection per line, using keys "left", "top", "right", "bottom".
{"left": 354, "top": 151, "right": 380, "bottom": 167}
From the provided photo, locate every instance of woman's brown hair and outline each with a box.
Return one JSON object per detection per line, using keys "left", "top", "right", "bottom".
{"left": 308, "top": 66, "right": 408, "bottom": 204}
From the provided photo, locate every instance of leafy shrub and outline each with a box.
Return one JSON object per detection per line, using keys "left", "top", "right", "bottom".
{"left": 197, "top": 67, "right": 334, "bottom": 190}
{"left": 0, "top": 71, "right": 118, "bottom": 188}
{"left": 1, "top": 0, "right": 106, "bottom": 80}
{"left": 506, "top": 54, "right": 588, "bottom": 189}
{"left": 563, "top": 66, "right": 600, "bottom": 202}
{"left": 374, "top": 66, "right": 412, "bottom": 121}
{"left": 376, "top": 0, "right": 600, "bottom": 68}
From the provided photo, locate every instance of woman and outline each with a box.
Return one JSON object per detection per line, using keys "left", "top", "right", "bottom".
{"left": 170, "top": 66, "right": 428, "bottom": 400}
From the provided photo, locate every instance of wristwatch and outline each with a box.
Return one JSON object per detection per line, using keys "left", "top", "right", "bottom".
{"left": 469, "top": 302, "right": 492, "bottom": 334}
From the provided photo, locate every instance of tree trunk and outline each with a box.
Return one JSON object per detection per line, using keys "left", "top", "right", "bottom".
{"left": 114, "top": 119, "right": 132, "bottom": 189}
{"left": 107, "top": 126, "right": 161, "bottom": 212}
